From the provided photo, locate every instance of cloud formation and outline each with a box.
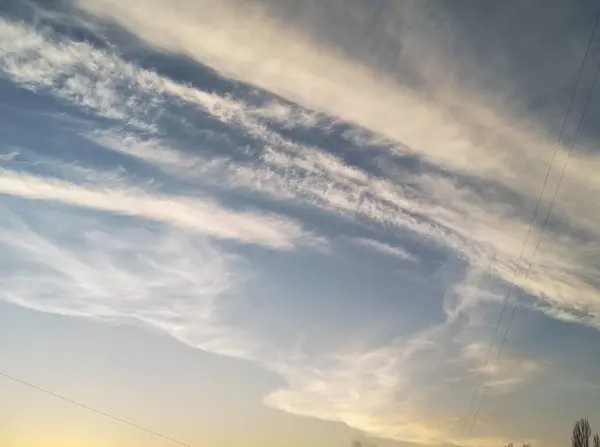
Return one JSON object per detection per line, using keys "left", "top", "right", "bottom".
{"left": 347, "top": 238, "right": 418, "bottom": 263}
{"left": 0, "top": 204, "right": 258, "bottom": 358}
{"left": 1, "top": 3, "right": 599, "bottom": 446}
{"left": 0, "top": 168, "right": 315, "bottom": 250}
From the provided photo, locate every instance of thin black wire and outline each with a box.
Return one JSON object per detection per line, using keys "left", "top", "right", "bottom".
{"left": 0, "top": 370, "right": 194, "bottom": 447}
{"left": 467, "top": 49, "right": 600, "bottom": 438}
{"left": 459, "top": 7, "right": 600, "bottom": 438}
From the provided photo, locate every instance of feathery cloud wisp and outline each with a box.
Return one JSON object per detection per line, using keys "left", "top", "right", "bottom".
{"left": 0, "top": 4, "right": 598, "bottom": 446}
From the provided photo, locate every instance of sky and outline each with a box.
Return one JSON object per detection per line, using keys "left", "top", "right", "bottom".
{"left": 1, "top": 1, "right": 600, "bottom": 446}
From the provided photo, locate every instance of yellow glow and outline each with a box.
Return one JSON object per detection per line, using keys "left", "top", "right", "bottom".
{"left": 0, "top": 435, "right": 348, "bottom": 447}
{"left": 0, "top": 436, "right": 119, "bottom": 447}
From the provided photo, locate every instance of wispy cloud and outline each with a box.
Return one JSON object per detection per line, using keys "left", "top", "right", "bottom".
{"left": 71, "top": 0, "right": 600, "bottom": 206}
{"left": 0, "top": 204, "right": 258, "bottom": 359}
{"left": 65, "top": 0, "right": 600, "bottom": 247}
{"left": 265, "top": 319, "right": 541, "bottom": 446}
{"left": 347, "top": 237, "right": 418, "bottom": 263}
{"left": 0, "top": 197, "right": 537, "bottom": 445}
{"left": 461, "top": 342, "right": 545, "bottom": 392}
{"left": 0, "top": 168, "right": 315, "bottom": 250}
{"left": 1, "top": 4, "right": 599, "bottom": 446}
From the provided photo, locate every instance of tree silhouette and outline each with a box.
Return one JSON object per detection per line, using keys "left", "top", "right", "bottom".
{"left": 352, "top": 418, "right": 598, "bottom": 447}
{"left": 573, "top": 418, "right": 592, "bottom": 447}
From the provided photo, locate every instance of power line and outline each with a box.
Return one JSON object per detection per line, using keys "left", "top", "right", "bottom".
{"left": 467, "top": 42, "right": 600, "bottom": 438}
{"left": 0, "top": 370, "right": 194, "bottom": 447}
{"left": 460, "top": 6, "right": 600, "bottom": 438}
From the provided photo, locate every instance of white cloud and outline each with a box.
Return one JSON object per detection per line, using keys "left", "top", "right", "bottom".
{"left": 1, "top": 7, "right": 598, "bottom": 446}
{"left": 63, "top": 0, "right": 600, "bottom": 262}
{"left": 347, "top": 238, "right": 417, "bottom": 263}
{"left": 461, "top": 342, "right": 545, "bottom": 392}
{"left": 0, "top": 198, "right": 538, "bottom": 445}
{"left": 0, "top": 16, "right": 595, "bottom": 304}
{"left": 0, "top": 198, "right": 526, "bottom": 446}
{"left": 0, "top": 205, "right": 258, "bottom": 359}
{"left": 70, "top": 0, "right": 600, "bottom": 213}
{"left": 217, "top": 143, "right": 600, "bottom": 326}
{"left": 0, "top": 168, "right": 317, "bottom": 250}
{"left": 264, "top": 320, "right": 541, "bottom": 446}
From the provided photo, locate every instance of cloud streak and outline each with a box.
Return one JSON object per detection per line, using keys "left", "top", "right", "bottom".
{"left": 0, "top": 204, "right": 259, "bottom": 358}
{"left": 0, "top": 168, "right": 315, "bottom": 250}
{"left": 1, "top": 4, "right": 600, "bottom": 446}
{"left": 348, "top": 238, "right": 417, "bottom": 263}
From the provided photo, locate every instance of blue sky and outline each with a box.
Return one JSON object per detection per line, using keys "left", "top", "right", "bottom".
{"left": 1, "top": 1, "right": 600, "bottom": 446}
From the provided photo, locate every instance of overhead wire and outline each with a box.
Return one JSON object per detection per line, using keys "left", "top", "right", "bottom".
{"left": 460, "top": 6, "right": 600, "bottom": 438}
{"left": 467, "top": 35, "right": 600, "bottom": 438}
{"left": 0, "top": 370, "right": 194, "bottom": 447}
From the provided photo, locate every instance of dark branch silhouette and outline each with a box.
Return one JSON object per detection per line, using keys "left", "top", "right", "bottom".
{"left": 352, "top": 417, "right": 596, "bottom": 447}
{"left": 573, "top": 418, "right": 592, "bottom": 447}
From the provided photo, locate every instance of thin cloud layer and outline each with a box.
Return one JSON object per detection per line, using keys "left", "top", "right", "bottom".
{"left": 0, "top": 205, "right": 258, "bottom": 359}
{"left": 1, "top": 3, "right": 599, "bottom": 446}
{"left": 0, "top": 168, "right": 314, "bottom": 250}
{"left": 72, "top": 0, "right": 600, "bottom": 208}
{"left": 347, "top": 238, "right": 418, "bottom": 263}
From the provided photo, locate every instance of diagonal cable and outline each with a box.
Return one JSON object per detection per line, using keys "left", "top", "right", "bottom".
{"left": 0, "top": 370, "right": 194, "bottom": 447}
{"left": 459, "top": 6, "right": 600, "bottom": 437}
{"left": 467, "top": 45, "right": 600, "bottom": 438}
